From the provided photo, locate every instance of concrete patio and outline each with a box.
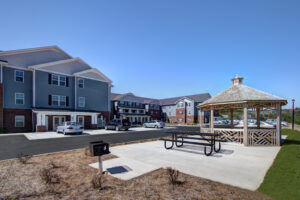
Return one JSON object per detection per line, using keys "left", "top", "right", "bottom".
{"left": 90, "top": 139, "right": 284, "bottom": 190}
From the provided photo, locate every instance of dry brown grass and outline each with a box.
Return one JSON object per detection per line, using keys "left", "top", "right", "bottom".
{"left": 0, "top": 148, "right": 271, "bottom": 200}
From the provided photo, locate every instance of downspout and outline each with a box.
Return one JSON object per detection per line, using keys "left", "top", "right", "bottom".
{"left": 32, "top": 69, "right": 36, "bottom": 131}
{"left": 74, "top": 76, "right": 77, "bottom": 110}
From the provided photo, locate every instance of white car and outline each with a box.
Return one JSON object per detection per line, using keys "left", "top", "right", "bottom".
{"left": 56, "top": 122, "right": 84, "bottom": 135}
{"left": 235, "top": 121, "right": 274, "bottom": 128}
{"left": 143, "top": 120, "right": 165, "bottom": 128}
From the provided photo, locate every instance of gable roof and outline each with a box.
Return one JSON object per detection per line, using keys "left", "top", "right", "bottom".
{"left": 73, "top": 68, "right": 112, "bottom": 85}
{"left": 159, "top": 93, "right": 211, "bottom": 106}
{"left": 0, "top": 46, "right": 71, "bottom": 58}
{"left": 111, "top": 92, "right": 211, "bottom": 106}
{"left": 0, "top": 46, "right": 72, "bottom": 69}
{"left": 199, "top": 76, "right": 287, "bottom": 108}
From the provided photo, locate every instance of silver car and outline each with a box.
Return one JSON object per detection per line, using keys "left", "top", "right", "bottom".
{"left": 143, "top": 120, "right": 165, "bottom": 128}
{"left": 56, "top": 122, "right": 84, "bottom": 135}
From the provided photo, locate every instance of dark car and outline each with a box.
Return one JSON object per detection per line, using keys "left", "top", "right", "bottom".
{"left": 105, "top": 119, "right": 131, "bottom": 131}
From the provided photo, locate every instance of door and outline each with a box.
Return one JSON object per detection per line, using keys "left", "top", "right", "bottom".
{"left": 53, "top": 116, "right": 66, "bottom": 131}
{"left": 77, "top": 116, "right": 84, "bottom": 127}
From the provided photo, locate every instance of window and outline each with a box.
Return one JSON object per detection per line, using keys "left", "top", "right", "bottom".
{"left": 178, "top": 110, "right": 183, "bottom": 115}
{"left": 15, "top": 93, "right": 24, "bottom": 105}
{"left": 169, "top": 112, "right": 171, "bottom": 115}
{"left": 178, "top": 118, "right": 183, "bottom": 122}
{"left": 59, "top": 76, "right": 66, "bottom": 86}
{"left": 15, "top": 70, "right": 24, "bottom": 82}
{"left": 188, "top": 103, "right": 191, "bottom": 107}
{"left": 60, "top": 96, "right": 66, "bottom": 106}
{"left": 15, "top": 116, "right": 25, "bottom": 127}
{"left": 52, "top": 74, "right": 59, "bottom": 85}
{"left": 52, "top": 95, "right": 59, "bottom": 106}
{"left": 78, "top": 79, "right": 84, "bottom": 88}
{"left": 78, "top": 97, "right": 85, "bottom": 107}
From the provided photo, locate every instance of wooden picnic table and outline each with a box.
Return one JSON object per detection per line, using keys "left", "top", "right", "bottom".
{"left": 160, "top": 131, "right": 225, "bottom": 156}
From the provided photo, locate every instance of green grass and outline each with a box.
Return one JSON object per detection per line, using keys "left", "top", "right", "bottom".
{"left": 258, "top": 129, "right": 300, "bottom": 200}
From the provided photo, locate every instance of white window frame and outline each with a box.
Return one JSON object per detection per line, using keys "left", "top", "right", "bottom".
{"left": 15, "top": 70, "right": 24, "bottom": 83}
{"left": 52, "top": 95, "right": 59, "bottom": 106}
{"left": 15, "top": 115, "right": 25, "bottom": 127}
{"left": 15, "top": 93, "right": 24, "bottom": 105}
{"left": 60, "top": 96, "right": 66, "bottom": 106}
{"left": 78, "top": 97, "right": 85, "bottom": 107}
{"left": 59, "top": 76, "right": 66, "bottom": 87}
{"left": 78, "top": 79, "right": 84, "bottom": 88}
{"left": 52, "top": 74, "right": 59, "bottom": 85}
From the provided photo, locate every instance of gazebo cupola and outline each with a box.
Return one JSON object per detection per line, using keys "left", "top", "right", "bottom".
{"left": 197, "top": 76, "right": 287, "bottom": 146}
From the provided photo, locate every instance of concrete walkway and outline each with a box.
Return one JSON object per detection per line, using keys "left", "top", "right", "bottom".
{"left": 90, "top": 140, "right": 283, "bottom": 190}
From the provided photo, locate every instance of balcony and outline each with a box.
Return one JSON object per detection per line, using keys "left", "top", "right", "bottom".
{"left": 118, "top": 101, "right": 145, "bottom": 109}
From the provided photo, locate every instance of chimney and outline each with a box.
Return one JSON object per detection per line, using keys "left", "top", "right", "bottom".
{"left": 232, "top": 75, "right": 243, "bottom": 86}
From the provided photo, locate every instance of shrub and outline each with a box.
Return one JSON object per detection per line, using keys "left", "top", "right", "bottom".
{"left": 91, "top": 173, "right": 104, "bottom": 190}
{"left": 40, "top": 168, "right": 61, "bottom": 184}
{"left": 17, "top": 153, "right": 32, "bottom": 164}
{"left": 84, "top": 146, "right": 92, "bottom": 157}
{"left": 0, "top": 127, "right": 8, "bottom": 134}
{"left": 166, "top": 167, "right": 182, "bottom": 186}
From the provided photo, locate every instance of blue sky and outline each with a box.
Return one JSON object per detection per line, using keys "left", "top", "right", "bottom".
{"left": 1, "top": 0, "right": 299, "bottom": 108}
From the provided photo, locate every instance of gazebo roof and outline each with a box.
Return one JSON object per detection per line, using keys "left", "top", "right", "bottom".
{"left": 198, "top": 76, "right": 287, "bottom": 109}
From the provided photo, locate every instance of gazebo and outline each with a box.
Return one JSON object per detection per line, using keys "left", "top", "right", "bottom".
{"left": 197, "top": 76, "right": 287, "bottom": 146}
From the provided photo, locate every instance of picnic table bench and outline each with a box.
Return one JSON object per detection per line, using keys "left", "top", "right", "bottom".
{"left": 160, "top": 131, "right": 226, "bottom": 156}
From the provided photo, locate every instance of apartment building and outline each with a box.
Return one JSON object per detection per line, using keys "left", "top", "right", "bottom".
{"left": 160, "top": 94, "right": 211, "bottom": 124}
{"left": 111, "top": 93, "right": 161, "bottom": 123}
{"left": 0, "top": 46, "right": 112, "bottom": 132}
{"left": 111, "top": 92, "right": 211, "bottom": 124}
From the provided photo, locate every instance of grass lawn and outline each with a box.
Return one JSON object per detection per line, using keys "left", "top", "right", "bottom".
{"left": 258, "top": 129, "right": 300, "bottom": 200}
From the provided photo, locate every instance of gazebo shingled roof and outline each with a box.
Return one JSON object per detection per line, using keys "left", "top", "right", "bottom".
{"left": 198, "top": 76, "right": 287, "bottom": 110}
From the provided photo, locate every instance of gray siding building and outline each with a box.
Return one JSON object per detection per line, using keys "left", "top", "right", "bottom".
{"left": 0, "top": 46, "right": 112, "bottom": 132}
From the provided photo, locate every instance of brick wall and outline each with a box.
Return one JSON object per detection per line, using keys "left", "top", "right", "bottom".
{"left": 3, "top": 108, "right": 32, "bottom": 132}
{"left": 0, "top": 84, "right": 3, "bottom": 128}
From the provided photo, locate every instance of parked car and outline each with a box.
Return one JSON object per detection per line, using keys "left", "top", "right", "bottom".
{"left": 56, "top": 122, "right": 84, "bottom": 135}
{"left": 235, "top": 121, "right": 274, "bottom": 128}
{"left": 105, "top": 119, "right": 131, "bottom": 131}
{"left": 143, "top": 120, "right": 165, "bottom": 128}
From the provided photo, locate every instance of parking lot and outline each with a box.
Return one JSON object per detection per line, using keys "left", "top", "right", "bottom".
{"left": 23, "top": 127, "right": 173, "bottom": 140}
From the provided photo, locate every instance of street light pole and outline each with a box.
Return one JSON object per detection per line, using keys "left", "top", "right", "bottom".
{"left": 292, "top": 99, "right": 295, "bottom": 130}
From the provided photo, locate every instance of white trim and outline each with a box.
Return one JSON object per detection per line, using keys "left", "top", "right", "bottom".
{"left": 33, "top": 110, "right": 101, "bottom": 116}
{"left": 15, "top": 92, "right": 25, "bottom": 105}
{"left": 0, "top": 46, "right": 71, "bottom": 58}
{"left": 6, "top": 65, "right": 30, "bottom": 71}
{"left": 78, "top": 96, "right": 85, "bottom": 107}
{"left": 28, "top": 58, "right": 87, "bottom": 70}
{"left": 51, "top": 95, "right": 67, "bottom": 107}
{"left": 15, "top": 115, "right": 25, "bottom": 128}
{"left": 37, "top": 68, "right": 71, "bottom": 77}
{"left": 78, "top": 78, "right": 84, "bottom": 88}
{"left": 73, "top": 68, "right": 112, "bottom": 84}
{"left": 74, "top": 77, "right": 77, "bottom": 110}
{"left": 14, "top": 70, "right": 24, "bottom": 83}
{"left": 0, "top": 61, "right": 8, "bottom": 65}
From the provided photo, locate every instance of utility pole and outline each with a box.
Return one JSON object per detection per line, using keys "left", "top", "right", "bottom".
{"left": 292, "top": 99, "right": 295, "bottom": 130}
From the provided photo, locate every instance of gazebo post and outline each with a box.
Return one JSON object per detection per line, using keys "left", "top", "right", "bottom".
{"left": 256, "top": 108, "right": 260, "bottom": 128}
{"left": 210, "top": 108, "right": 214, "bottom": 133}
{"left": 199, "top": 109, "right": 202, "bottom": 132}
{"left": 276, "top": 104, "right": 282, "bottom": 146}
{"left": 243, "top": 104, "right": 248, "bottom": 146}
{"left": 230, "top": 109, "right": 234, "bottom": 128}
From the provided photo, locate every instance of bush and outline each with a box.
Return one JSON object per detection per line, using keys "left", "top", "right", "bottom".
{"left": 40, "top": 168, "right": 61, "bottom": 184}
{"left": 17, "top": 153, "right": 32, "bottom": 164}
{"left": 166, "top": 167, "right": 182, "bottom": 186}
{"left": 0, "top": 127, "right": 8, "bottom": 134}
{"left": 91, "top": 173, "right": 105, "bottom": 190}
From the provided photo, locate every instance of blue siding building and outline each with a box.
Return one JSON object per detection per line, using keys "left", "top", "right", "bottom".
{"left": 0, "top": 46, "right": 112, "bottom": 132}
